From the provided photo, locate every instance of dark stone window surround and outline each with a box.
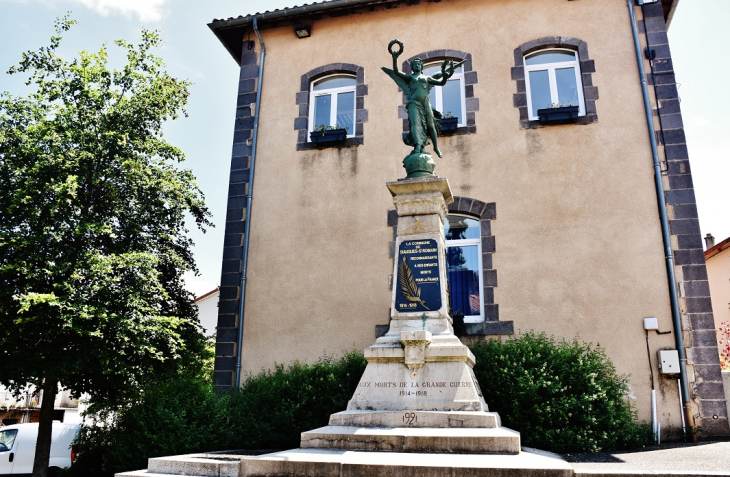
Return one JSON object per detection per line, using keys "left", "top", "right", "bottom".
{"left": 399, "top": 49, "right": 479, "bottom": 136}
{"left": 511, "top": 36, "right": 599, "bottom": 129}
{"left": 639, "top": 2, "right": 729, "bottom": 435}
{"left": 381, "top": 197, "right": 513, "bottom": 338}
{"left": 295, "top": 63, "right": 368, "bottom": 151}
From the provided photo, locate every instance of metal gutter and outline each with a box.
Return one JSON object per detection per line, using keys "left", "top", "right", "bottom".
{"left": 234, "top": 15, "right": 265, "bottom": 389}
{"left": 627, "top": 0, "right": 695, "bottom": 439}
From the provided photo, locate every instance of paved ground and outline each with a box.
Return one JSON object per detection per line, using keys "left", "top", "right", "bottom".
{"left": 562, "top": 440, "right": 730, "bottom": 473}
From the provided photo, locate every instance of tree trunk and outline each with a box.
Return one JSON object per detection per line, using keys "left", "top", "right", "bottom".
{"left": 32, "top": 376, "right": 57, "bottom": 477}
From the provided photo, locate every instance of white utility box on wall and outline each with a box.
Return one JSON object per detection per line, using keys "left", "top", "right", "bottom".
{"left": 657, "top": 350, "right": 680, "bottom": 374}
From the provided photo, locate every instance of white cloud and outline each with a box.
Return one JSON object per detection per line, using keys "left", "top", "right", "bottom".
{"left": 69, "top": 0, "right": 169, "bottom": 22}
{"left": 682, "top": 114, "right": 712, "bottom": 131}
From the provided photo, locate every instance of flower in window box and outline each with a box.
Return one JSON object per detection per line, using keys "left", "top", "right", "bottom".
{"left": 536, "top": 103, "right": 580, "bottom": 123}
{"left": 309, "top": 124, "right": 349, "bottom": 144}
{"left": 437, "top": 112, "right": 459, "bottom": 132}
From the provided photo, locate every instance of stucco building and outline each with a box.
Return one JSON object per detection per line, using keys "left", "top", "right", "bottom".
{"left": 208, "top": 0, "right": 729, "bottom": 437}
{"left": 705, "top": 235, "right": 730, "bottom": 365}
{"left": 194, "top": 287, "right": 220, "bottom": 336}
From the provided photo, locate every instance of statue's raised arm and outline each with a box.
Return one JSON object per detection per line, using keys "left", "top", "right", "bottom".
{"left": 428, "top": 59, "right": 466, "bottom": 86}
{"left": 381, "top": 40, "right": 410, "bottom": 96}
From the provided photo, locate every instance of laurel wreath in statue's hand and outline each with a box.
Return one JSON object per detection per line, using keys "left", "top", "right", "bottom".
{"left": 388, "top": 39, "right": 404, "bottom": 58}
{"left": 441, "top": 59, "right": 455, "bottom": 79}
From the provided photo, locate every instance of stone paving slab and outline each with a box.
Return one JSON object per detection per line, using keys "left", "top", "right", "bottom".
{"left": 565, "top": 442, "right": 730, "bottom": 474}
{"left": 116, "top": 472, "right": 203, "bottom": 477}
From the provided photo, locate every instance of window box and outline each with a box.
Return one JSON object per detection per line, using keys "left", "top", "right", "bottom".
{"left": 309, "top": 128, "right": 348, "bottom": 145}
{"left": 537, "top": 105, "right": 579, "bottom": 123}
{"left": 438, "top": 117, "right": 459, "bottom": 132}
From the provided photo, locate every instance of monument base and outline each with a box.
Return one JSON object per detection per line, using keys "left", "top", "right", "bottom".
{"left": 238, "top": 448, "right": 573, "bottom": 477}
{"left": 301, "top": 424, "right": 520, "bottom": 454}
{"left": 403, "top": 151, "right": 436, "bottom": 177}
{"left": 301, "top": 408, "right": 518, "bottom": 455}
{"left": 329, "top": 410, "right": 500, "bottom": 428}
{"left": 117, "top": 448, "right": 575, "bottom": 477}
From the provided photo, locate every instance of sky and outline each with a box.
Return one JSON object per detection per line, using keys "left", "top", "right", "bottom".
{"left": 0, "top": 0, "right": 727, "bottom": 297}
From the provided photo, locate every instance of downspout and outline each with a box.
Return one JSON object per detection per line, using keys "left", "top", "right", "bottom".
{"left": 235, "top": 15, "right": 265, "bottom": 389}
{"left": 626, "top": 0, "right": 695, "bottom": 439}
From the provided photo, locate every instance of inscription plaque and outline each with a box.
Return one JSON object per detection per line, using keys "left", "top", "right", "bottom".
{"left": 395, "top": 239, "right": 442, "bottom": 312}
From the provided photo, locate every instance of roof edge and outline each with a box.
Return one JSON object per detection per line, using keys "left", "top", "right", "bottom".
{"left": 194, "top": 287, "right": 220, "bottom": 303}
{"left": 665, "top": 0, "right": 679, "bottom": 28}
{"left": 705, "top": 236, "right": 730, "bottom": 260}
{"left": 208, "top": 0, "right": 386, "bottom": 31}
{"left": 208, "top": 0, "right": 396, "bottom": 64}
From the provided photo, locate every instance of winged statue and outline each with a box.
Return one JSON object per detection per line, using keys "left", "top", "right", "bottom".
{"left": 382, "top": 39, "right": 465, "bottom": 159}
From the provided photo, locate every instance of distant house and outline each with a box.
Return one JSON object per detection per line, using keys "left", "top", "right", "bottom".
{"left": 195, "top": 288, "right": 220, "bottom": 336}
{"left": 0, "top": 387, "right": 83, "bottom": 426}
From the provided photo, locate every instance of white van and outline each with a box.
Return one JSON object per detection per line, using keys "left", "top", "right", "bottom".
{"left": 0, "top": 422, "right": 80, "bottom": 476}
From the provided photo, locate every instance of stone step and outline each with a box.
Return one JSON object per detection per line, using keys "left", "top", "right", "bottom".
{"left": 241, "top": 447, "right": 573, "bottom": 477}
{"left": 329, "top": 409, "right": 500, "bottom": 428}
{"left": 115, "top": 472, "right": 188, "bottom": 477}
{"left": 114, "top": 454, "right": 242, "bottom": 477}
{"left": 300, "top": 425, "right": 520, "bottom": 454}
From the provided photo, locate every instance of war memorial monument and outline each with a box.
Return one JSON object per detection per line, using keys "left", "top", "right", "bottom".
{"left": 223, "top": 39, "right": 572, "bottom": 477}
{"left": 120, "top": 40, "right": 575, "bottom": 477}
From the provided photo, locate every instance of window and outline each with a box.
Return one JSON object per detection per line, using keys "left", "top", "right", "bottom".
{"left": 445, "top": 215, "right": 483, "bottom": 323}
{"left": 0, "top": 429, "right": 18, "bottom": 451}
{"left": 423, "top": 62, "right": 466, "bottom": 126}
{"left": 524, "top": 49, "right": 585, "bottom": 120}
{"left": 308, "top": 75, "right": 356, "bottom": 139}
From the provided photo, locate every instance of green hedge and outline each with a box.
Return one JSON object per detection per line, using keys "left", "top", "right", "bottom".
{"left": 223, "top": 351, "right": 366, "bottom": 450}
{"left": 471, "top": 332, "right": 653, "bottom": 453}
{"left": 68, "top": 334, "right": 651, "bottom": 476}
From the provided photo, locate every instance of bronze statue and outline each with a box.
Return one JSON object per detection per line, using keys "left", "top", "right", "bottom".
{"left": 382, "top": 39, "right": 464, "bottom": 159}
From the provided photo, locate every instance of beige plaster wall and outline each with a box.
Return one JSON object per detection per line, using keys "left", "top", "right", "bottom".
{"left": 238, "top": 0, "right": 680, "bottom": 428}
{"left": 706, "top": 247, "right": 730, "bottom": 332}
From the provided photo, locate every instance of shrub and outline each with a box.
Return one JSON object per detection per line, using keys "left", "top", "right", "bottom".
{"left": 224, "top": 351, "right": 367, "bottom": 449}
{"left": 470, "top": 331, "right": 653, "bottom": 453}
{"left": 66, "top": 376, "right": 228, "bottom": 476}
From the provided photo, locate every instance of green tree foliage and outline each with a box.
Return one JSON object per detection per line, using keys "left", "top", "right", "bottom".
{"left": 471, "top": 332, "right": 653, "bottom": 453}
{"left": 0, "top": 17, "right": 210, "bottom": 476}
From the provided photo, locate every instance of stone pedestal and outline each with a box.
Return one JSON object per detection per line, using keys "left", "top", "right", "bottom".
{"left": 300, "top": 176, "right": 519, "bottom": 455}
